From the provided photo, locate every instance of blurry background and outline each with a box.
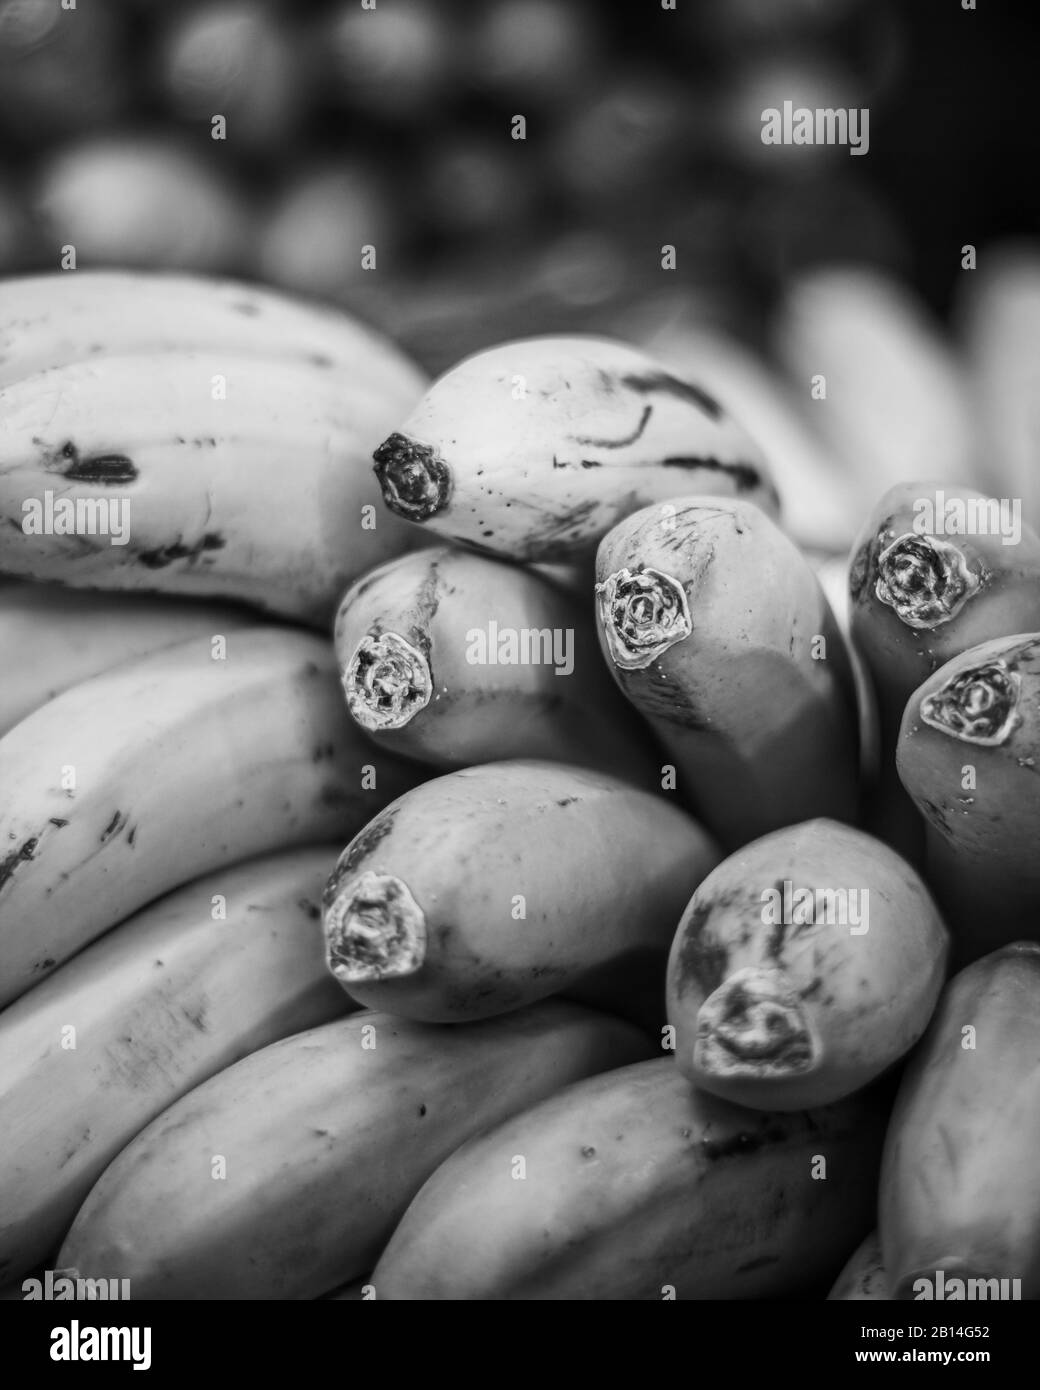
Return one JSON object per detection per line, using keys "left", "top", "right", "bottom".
{"left": 0, "top": 0, "right": 1037, "bottom": 378}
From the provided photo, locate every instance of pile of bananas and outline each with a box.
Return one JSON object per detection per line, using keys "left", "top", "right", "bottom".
{"left": 1, "top": 264, "right": 1039, "bottom": 1302}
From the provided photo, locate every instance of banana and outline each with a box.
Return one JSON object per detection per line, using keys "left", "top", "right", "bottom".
{"left": 333, "top": 545, "right": 658, "bottom": 787}
{"left": 896, "top": 634, "right": 1040, "bottom": 962}
{"left": 0, "top": 352, "right": 424, "bottom": 622}
{"left": 0, "top": 269, "right": 426, "bottom": 392}
{"left": 850, "top": 481, "right": 1040, "bottom": 860}
{"left": 0, "top": 847, "right": 354, "bottom": 1285}
{"left": 321, "top": 760, "right": 719, "bottom": 1027}
{"left": 772, "top": 265, "right": 982, "bottom": 514}
{"left": 879, "top": 943, "right": 1040, "bottom": 1300}
{"left": 954, "top": 242, "right": 1040, "bottom": 532}
{"left": 0, "top": 625, "right": 422, "bottom": 1007}
{"left": 595, "top": 497, "right": 860, "bottom": 850}
{"left": 370, "top": 1057, "right": 887, "bottom": 1299}
{"left": 828, "top": 1232, "right": 889, "bottom": 1301}
{"left": 371, "top": 335, "right": 780, "bottom": 560}
{"left": 666, "top": 820, "right": 948, "bottom": 1110}
{"left": 0, "top": 582, "right": 252, "bottom": 738}
{"left": 57, "top": 1001, "right": 652, "bottom": 1299}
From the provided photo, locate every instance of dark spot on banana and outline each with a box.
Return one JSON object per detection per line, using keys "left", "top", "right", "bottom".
{"left": 556, "top": 796, "right": 579, "bottom": 807}
{"left": 49, "top": 818, "right": 68, "bottom": 828}
{"left": 581, "top": 1146, "right": 596, "bottom": 1158}
{"left": 419, "top": 1104, "right": 428, "bottom": 1117}
{"left": 700, "top": 1122, "right": 789, "bottom": 1161}
{"left": 137, "top": 533, "right": 226, "bottom": 569}
{"left": 0, "top": 836, "right": 39, "bottom": 892}
{"left": 333, "top": 808, "right": 398, "bottom": 884}
{"left": 675, "top": 900, "right": 728, "bottom": 992}
{"left": 736, "top": 1255, "right": 781, "bottom": 1273}
{"left": 58, "top": 444, "right": 139, "bottom": 485}
{"left": 100, "top": 810, "right": 126, "bottom": 843}
{"left": 297, "top": 897, "right": 321, "bottom": 922}
{"left": 620, "top": 371, "right": 723, "bottom": 419}
{"left": 660, "top": 455, "right": 763, "bottom": 493}
{"left": 574, "top": 404, "right": 653, "bottom": 449}
{"left": 232, "top": 300, "right": 261, "bottom": 316}
{"left": 373, "top": 433, "right": 451, "bottom": 520}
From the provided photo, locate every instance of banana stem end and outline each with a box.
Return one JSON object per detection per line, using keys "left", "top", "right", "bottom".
{"left": 695, "top": 967, "right": 817, "bottom": 1078}
{"left": 345, "top": 632, "right": 432, "bottom": 732}
{"left": 373, "top": 433, "right": 451, "bottom": 521}
{"left": 324, "top": 870, "right": 426, "bottom": 983}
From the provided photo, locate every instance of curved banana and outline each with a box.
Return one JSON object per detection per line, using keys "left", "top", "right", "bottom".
{"left": 333, "top": 545, "right": 658, "bottom": 787}
{"left": 666, "top": 820, "right": 948, "bottom": 1110}
{"left": 371, "top": 1057, "right": 887, "bottom": 1299}
{"left": 58, "top": 1001, "right": 651, "bottom": 1299}
{"left": 0, "top": 847, "right": 354, "bottom": 1285}
{"left": 595, "top": 497, "right": 860, "bottom": 849}
{"left": 372, "top": 335, "right": 779, "bottom": 560}
{"left": 0, "top": 351, "right": 424, "bottom": 622}
{"left": 0, "top": 269, "right": 426, "bottom": 393}
{"left": 828, "top": 1232, "right": 889, "bottom": 1300}
{"left": 322, "top": 760, "right": 719, "bottom": 1027}
{"left": 896, "top": 634, "right": 1040, "bottom": 961}
{"left": 879, "top": 943, "right": 1040, "bottom": 1300}
{"left": 0, "top": 625, "right": 422, "bottom": 1007}
{"left": 0, "top": 582, "right": 251, "bottom": 738}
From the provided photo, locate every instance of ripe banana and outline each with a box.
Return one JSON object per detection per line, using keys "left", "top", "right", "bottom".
{"left": 828, "top": 1232, "right": 889, "bottom": 1300}
{"left": 321, "top": 760, "right": 719, "bottom": 1026}
{"left": 0, "top": 847, "right": 354, "bottom": 1285}
{"left": 0, "top": 269, "right": 426, "bottom": 393}
{"left": 850, "top": 481, "right": 1040, "bottom": 859}
{"left": 371, "top": 1057, "right": 887, "bottom": 1299}
{"left": 333, "top": 545, "right": 658, "bottom": 787}
{"left": 0, "top": 351, "right": 424, "bottom": 622}
{"left": 595, "top": 497, "right": 860, "bottom": 849}
{"left": 879, "top": 943, "right": 1040, "bottom": 1300}
{"left": 58, "top": 1001, "right": 652, "bottom": 1299}
{"left": 896, "top": 634, "right": 1040, "bottom": 961}
{"left": 372, "top": 335, "right": 780, "bottom": 560}
{"left": 0, "top": 625, "right": 422, "bottom": 1008}
{"left": 772, "top": 265, "right": 981, "bottom": 514}
{"left": 0, "top": 582, "right": 251, "bottom": 738}
{"left": 666, "top": 820, "right": 948, "bottom": 1110}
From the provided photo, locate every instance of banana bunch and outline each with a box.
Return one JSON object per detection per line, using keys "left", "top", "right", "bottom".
{"left": 2, "top": 264, "right": 1038, "bottom": 1306}
{"left": 0, "top": 271, "right": 427, "bottom": 623}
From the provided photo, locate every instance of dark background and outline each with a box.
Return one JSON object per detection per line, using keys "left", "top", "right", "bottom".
{"left": 0, "top": 0, "right": 1035, "bottom": 370}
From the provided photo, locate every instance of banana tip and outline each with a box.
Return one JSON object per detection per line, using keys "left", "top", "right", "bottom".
{"left": 595, "top": 566, "right": 692, "bottom": 670}
{"left": 345, "top": 632, "right": 432, "bottom": 731}
{"left": 373, "top": 433, "right": 451, "bottom": 521}
{"left": 694, "top": 967, "right": 817, "bottom": 1078}
{"left": 874, "top": 533, "right": 979, "bottom": 630}
{"left": 324, "top": 870, "right": 426, "bottom": 983}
